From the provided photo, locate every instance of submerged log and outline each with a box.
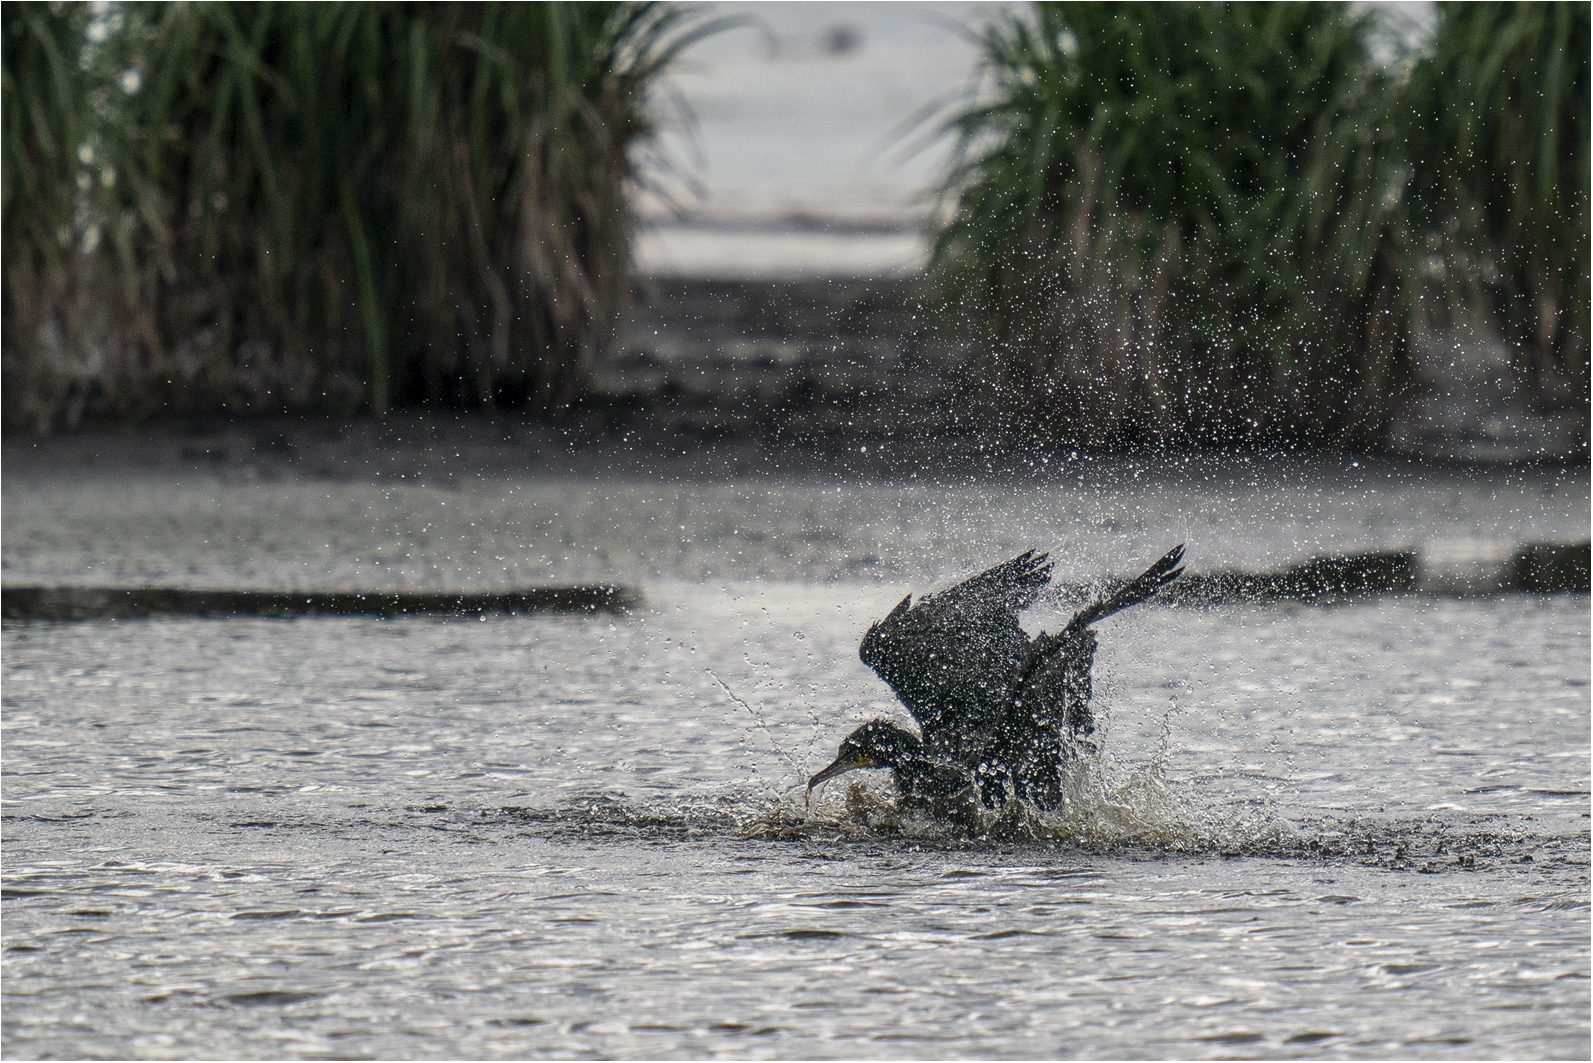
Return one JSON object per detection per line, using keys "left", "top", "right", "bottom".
{"left": 0, "top": 585, "right": 639, "bottom": 620}
{"left": 1510, "top": 542, "right": 1592, "bottom": 593}
{"left": 1160, "top": 551, "right": 1419, "bottom": 604}
{"left": 1065, "top": 541, "right": 1590, "bottom": 605}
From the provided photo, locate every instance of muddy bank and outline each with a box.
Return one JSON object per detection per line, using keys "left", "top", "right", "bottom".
{"left": 8, "top": 277, "right": 1585, "bottom": 461}
{"left": 6, "top": 408, "right": 1589, "bottom": 492}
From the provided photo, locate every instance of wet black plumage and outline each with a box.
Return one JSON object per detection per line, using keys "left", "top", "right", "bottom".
{"left": 805, "top": 719, "right": 982, "bottom": 827}
{"left": 857, "top": 549, "right": 1054, "bottom": 766}
{"left": 812, "top": 545, "right": 1185, "bottom": 812}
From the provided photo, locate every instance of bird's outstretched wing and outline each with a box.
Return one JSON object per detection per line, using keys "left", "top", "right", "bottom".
{"left": 993, "top": 544, "right": 1186, "bottom": 804}
{"left": 992, "top": 626, "right": 1097, "bottom": 807}
{"left": 859, "top": 550, "right": 1053, "bottom": 761}
{"left": 1058, "top": 543, "right": 1184, "bottom": 637}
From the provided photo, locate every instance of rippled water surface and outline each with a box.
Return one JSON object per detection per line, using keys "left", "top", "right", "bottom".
{"left": 3, "top": 449, "right": 1589, "bottom": 1059}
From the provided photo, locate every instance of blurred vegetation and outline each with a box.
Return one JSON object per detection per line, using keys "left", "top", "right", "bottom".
{"left": 2, "top": 2, "right": 106, "bottom": 430}
{"left": 930, "top": 1, "right": 1588, "bottom": 449}
{"left": 3, "top": 1, "right": 714, "bottom": 431}
{"left": 1405, "top": 1, "right": 1588, "bottom": 417}
{"left": 4, "top": 2, "right": 1587, "bottom": 448}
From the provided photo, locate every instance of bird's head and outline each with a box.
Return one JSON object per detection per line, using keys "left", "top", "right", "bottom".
{"left": 807, "top": 719, "right": 923, "bottom": 791}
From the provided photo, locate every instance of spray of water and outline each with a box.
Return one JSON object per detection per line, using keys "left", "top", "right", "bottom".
{"left": 706, "top": 668, "right": 807, "bottom": 782}
{"left": 744, "top": 695, "right": 1299, "bottom": 851}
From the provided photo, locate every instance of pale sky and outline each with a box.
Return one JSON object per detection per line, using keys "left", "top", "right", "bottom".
{"left": 635, "top": 1, "right": 1436, "bottom": 278}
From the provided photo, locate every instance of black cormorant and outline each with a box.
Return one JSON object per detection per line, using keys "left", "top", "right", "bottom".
{"left": 809, "top": 545, "right": 1185, "bottom": 812}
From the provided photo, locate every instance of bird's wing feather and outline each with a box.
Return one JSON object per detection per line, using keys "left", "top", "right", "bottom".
{"left": 980, "top": 626, "right": 1097, "bottom": 808}
{"left": 989, "top": 546, "right": 1184, "bottom": 805}
{"left": 1060, "top": 543, "right": 1184, "bottom": 637}
{"left": 1010, "top": 543, "right": 1186, "bottom": 747}
{"left": 859, "top": 550, "right": 1053, "bottom": 759}
{"left": 1010, "top": 628, "right": 1098, "bottom": 742}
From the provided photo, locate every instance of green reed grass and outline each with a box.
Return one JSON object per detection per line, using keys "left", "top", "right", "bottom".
{"left": 2, "top": 1, "right": 717, "bottom": 429}
{"left": 2, "top": 2, "right": 117, "bottom": 429}
{"left": 1, "top": 4, "right": 89, "bottom": 280}
{"left": 1405, "top": 1, "right": 1589, "bottom": 417}
{"left": 929, "top": 2, "right": 1416, "bottom": 448}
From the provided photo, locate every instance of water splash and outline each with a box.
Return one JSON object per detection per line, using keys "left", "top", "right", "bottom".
{"left": 743, "top": 700, "right": 1302, "bottom": 851}
{"left": 706, "top": 668, "right": 807, "bottom": 783}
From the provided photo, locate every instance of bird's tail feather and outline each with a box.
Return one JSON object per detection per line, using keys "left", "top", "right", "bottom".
{"left": 1061, "top": 544, "right": 1185, "bottom": 636}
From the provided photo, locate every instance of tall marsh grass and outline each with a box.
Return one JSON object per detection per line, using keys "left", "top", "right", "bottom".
{"left": 1406, "top": 1, "right": 1589, "bottom": 416}
{"left": 2, "top": 3, "right": 116, "bottom": 429}
{"left": 930, "top": 1, "right": 1587, "bottom": 449}
{"left": 2, "top": 2, "right": 715, "bottom": 430}
{"left": 6, "top": 2, "right": 1586, "bottom": 447}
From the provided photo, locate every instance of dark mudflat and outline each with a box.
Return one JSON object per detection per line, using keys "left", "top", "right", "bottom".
{"left": 1, "top": 584, "right": 638, "bottom": 620}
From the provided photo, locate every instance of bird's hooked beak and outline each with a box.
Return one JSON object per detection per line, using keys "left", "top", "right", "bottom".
{"left": 807, "top": 752, "right": 876, "bottom": 793}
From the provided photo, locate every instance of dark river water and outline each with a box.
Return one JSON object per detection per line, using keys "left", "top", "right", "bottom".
{"left": 3, "top": 448, "right": 1588, "bottom": 1059}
